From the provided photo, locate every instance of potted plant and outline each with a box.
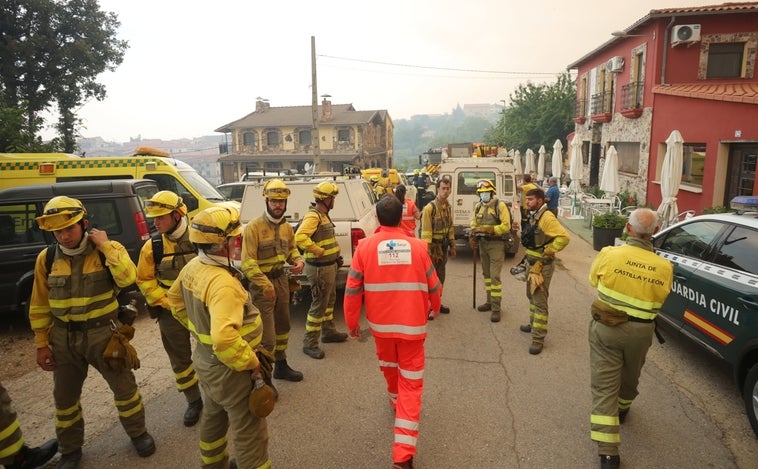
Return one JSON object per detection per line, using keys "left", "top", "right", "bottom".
{"left": 591, "top": 211, "right": 627, "bottom": 251}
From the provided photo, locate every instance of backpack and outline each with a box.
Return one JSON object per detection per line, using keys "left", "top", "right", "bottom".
{"left": 149, "top": 231, "right": 196, "bottom": 268}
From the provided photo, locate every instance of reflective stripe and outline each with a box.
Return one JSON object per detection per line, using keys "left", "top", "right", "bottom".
{"left": 368, "top": 319, "right": 426, "bottom": 336}
{"left": 394, "top": 434, "right": 418, "bottom": 446}
{"left": 590, "top": 430, "right": 621, "bottom": 443}
{"left": 365, "top": 282, "right": 429, "bottom": 292}
{"left": 591, "top": 414, "right": 619, "bottom": 426}
{"left": 597, "top": 287, "right": 659, "bottom": 321}
{"left": 395, "top": 418, "right": 419, "bottom": 431}
{"left": 379, "top": 360, "right": 398, "bottom": 368}
{"left": 399, "top": 367, "right": 424, "bottom": 380}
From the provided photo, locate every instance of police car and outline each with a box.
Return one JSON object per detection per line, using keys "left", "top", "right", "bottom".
{"left": 652, "top": 196, "right": 758, "bottom": 437}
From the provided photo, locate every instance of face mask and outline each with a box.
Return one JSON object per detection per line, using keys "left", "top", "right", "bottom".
{"left": 480, "top": 192, "right": 491, "bottom": 203}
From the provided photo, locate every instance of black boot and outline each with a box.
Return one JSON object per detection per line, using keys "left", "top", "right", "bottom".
{"left": 56, "top": 449, "right": 81, "bottom": 469}
{"left": 183, "top": 398, "right": 203, "bottom": 427}
{"left": 274, "top": 359, "right": 304, "bottom": 382}
{"left": 6, "top": 440, "right": 58, "bottom": 469}
{"left": 130, "top": 432, "right": 156, "bottom": 458}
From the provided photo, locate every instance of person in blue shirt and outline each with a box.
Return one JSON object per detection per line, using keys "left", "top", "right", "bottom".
{"left": 544, "top": 176, "right": 560, "bottom": 216}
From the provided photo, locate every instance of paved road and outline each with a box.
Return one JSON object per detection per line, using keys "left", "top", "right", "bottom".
{"left": 5, "top": 231, "right": 758, "bottom": 468}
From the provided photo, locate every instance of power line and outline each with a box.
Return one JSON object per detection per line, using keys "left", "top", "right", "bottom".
{"left": 318, "top": 54, "right": 560, "bottom": 76}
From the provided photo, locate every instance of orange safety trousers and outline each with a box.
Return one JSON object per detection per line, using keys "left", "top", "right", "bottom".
{"left": 374, "top": 336, "right": 425, "bottom": 464}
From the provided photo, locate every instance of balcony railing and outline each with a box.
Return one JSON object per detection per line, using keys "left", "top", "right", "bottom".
{"left": 590, "top": 91, "right": 613, "bottom": 123}
{"left": 573, "top": 99, "right": 587, "bottom": 123}
{"left": 620, "top": 82, "right": 644, "bottom": 118}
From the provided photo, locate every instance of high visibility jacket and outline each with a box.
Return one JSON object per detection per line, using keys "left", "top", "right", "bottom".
{"left": 522, "top": 204, "right": 570, "bottom": 260}
{"left": 136, "top": 228, "right": 196, "bottom": 310}
{"left": 470, "top": 197, "right": 511, "bottom": 236}
{"left": 344, "top": 226, "right": 442, "bottom": 340}
{"left": 29, "top": 240, "right": 136, "bottom": 348}
{"left": 241, "top": 215, "right": 303, "bottom": 293}
{"left": 400, "top": 198, "right": 419, "bottom": 234}
{"left": 167, "top": 257, "right": 262, "bottom": 372}
{"left": 295, "top": 206, "right": 340, "bottom": 263}
{"left": 589, "top": 239, "right": 673, "bottom": 321}
{"left": 420, "top": 199, "right": 455, "bottom": 245}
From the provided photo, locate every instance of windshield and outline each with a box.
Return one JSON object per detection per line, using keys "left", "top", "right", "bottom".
{"left": 180, "top": 169, "right": 225, "bottom": 201}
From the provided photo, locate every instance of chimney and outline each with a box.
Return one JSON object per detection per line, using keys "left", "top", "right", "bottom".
{"left": 321, "top": 96, "right": 332, "bottom": 122}
{"left": 255, "top": 98, "right": 270, "bottom": 113}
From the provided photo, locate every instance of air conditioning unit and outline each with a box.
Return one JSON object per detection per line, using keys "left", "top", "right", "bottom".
{"left": 671, "top": 24, "right": 701, "bottom": 46}
{"left": 607, "top": 56, "right": 624, "bottom": 73}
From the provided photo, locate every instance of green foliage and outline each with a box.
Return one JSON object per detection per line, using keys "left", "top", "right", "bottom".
{"left": 0, "top": 0, "right": 128, "bottom": 152}
{"left": 617, "top": 190, "right": 638, "bottom": 210}
{"left": 584, "top": 185, "right": 604, "bottom": 198}
{"left": 484, "top": 72, "right": 576, "bottom": 151}
{"left": 702, "top": 205, "right": 733, "bottom": 214}
{"left": 592, "top": 211, "right": 628, "bottom": 229}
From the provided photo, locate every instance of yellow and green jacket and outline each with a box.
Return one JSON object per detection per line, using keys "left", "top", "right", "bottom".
{"left": 295, "top": 206, "right": 340, "bottom": 263}
{"left": 136, "top": 229, "right": 196, "bottom": 310}
{"left": 29, "top": 240, "right": 136, "bottom": 348}
{"left": 168, "top": 257, "right": 262, "bottom": 372}
{"left": 242, "top": 215, "right": 302, "bottom": 293}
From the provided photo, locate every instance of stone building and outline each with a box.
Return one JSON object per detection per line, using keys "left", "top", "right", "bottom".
{"left": 215, "top": 98, "right": 393, "bottom": 183}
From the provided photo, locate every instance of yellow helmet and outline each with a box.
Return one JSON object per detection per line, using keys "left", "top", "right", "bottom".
{"left": 313, "top": 181, "right": 339, "bottom": 201}
{"left": 476, "top": 179, "right": 496, "bottom": 193}
{"left": 189, "top": 205, "right": 242, "bottom": 245}
{"left": 413, "top": 169, "right": 420, "bottom": 175}
{"left": 36, "top": 196, "right": 87, "bottom": 231}
{"left": 369, "top": 176, "right": 380, "bottom": 184}
{"left": 262, "top": 179, "right": 290, "bottom": 200}
{"left": 144, "top": 190, "right": 187, "bottom": 217}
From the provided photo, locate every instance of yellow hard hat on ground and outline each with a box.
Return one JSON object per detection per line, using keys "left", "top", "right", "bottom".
{"left": 476, "top": 179, "right": 496, "bottom": 193}
{"left": 189, "top": 205, "right": 242, "bottom": 245}
{"left": 313, "top": 181, "right": 339, "bottom": 200}
{"left": 262, "top": 179, "right": 290, "bottom": 200}
{"left": 144, "top": 190, "right": 187, "bottom": 217}
{"left": 36, "top": 196, "right": 87, "bottom": 231}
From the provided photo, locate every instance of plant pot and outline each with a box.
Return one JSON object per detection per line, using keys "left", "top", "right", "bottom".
{"left": 593, "top": 226, "right": 624, "bottom": 251}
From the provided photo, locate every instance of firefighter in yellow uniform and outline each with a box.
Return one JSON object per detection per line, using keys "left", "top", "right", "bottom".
{"left": 29, "top": 196, "right": 155, "bottom": 468}
{"left": 168, "top": 205, "right": 270, "bottom": 469}
{"left": 469, "top": 179, "right": 511, "bottom": 323}
{"left": 420, "top": 176, "right": 456, "bottom": 316}
{"left": 588, "top": 208, "right": 673, "bottom": 469}
{"left": 0, "top": 381, "right": 58, "bottom": 469}
{"left": 136, "top": 191, "right": 203, "bottom": 426}
{"left": 516, "top": 174, "right": 538, "bottom": 225}
{"left": 518, "top": 188, "right": 570, "bottom": 355}
{"left": 242, "top": 179, "right": 305, "bottom": 382}
{"left": 295, "top": 181, "right": 348, "bottom": 359}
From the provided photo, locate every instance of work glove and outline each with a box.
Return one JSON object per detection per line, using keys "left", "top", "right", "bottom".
{"left": 528, "top": 261, "right": 544, "bottom": 295}
{"left": 103, "top": 323, "right": 140, "bottom": 372}
{"left": 474, "top": 226, "right": 495, "bottom": 235}
{"left": 248, "top": 347, "right": 277, "bottom": 418}
{"left": 468, "top": 235, "right": 479, "bottom": 250}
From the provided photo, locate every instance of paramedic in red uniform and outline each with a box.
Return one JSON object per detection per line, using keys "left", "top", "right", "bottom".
{"left": 344, "top": 194, "right": 441, "bottom": 469}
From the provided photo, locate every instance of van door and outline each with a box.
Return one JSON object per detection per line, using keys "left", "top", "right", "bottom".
{"left": 450, "top": 168, "right": 499, "bottom": 232}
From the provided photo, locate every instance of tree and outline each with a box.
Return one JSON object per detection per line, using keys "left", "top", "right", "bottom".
{"left": 485, "top": 72, "right": 576, "bottom": 153}
{"left": 0, "top": 0, "right": 127, "bottom": 152}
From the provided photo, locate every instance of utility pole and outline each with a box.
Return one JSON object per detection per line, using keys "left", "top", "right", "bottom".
{"left": 310, "top": 36, "right": 321, "bottom": 174}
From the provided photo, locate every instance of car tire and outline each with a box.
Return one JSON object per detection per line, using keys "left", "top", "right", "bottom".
{"left": 743, "top": 363, "right": 758, "bottom": 437}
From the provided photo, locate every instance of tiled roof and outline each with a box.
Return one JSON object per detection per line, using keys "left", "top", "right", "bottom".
{"left": 215, "top": 104, "right": 388, "bottom": 132}
{"left": 651, "top": 2, "right": 758, "bottom": 15}
{"left": 567, "top": 2, "right": 758, "bottom": 69}
{"left": 652, "top": 82, "right": 758, "bottom": 104}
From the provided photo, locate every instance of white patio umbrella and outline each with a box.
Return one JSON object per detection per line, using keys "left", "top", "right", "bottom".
{"left": 552, "top": 139, "right": 563, "bottom": 184}
{"left": 568, "top": 134, "right": 583, "bottom": 194}
{"left": 599, "top": 145, "right": 620, "bottom": 197}
{"left": 514, "top": 150, "right": 523, "bottom": 176}
{"left": 537, "top": 145, "right": 546, "bottom": 183}
{"left": 525, "top": 149, "right": 536, "bottom": 175}
{"left": 657, "top": 130, "right": 684, "bottom": 229}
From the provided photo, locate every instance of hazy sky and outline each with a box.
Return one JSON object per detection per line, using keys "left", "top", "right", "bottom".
{"left": 52, "top": 0, "right": 721, "bottom": 143}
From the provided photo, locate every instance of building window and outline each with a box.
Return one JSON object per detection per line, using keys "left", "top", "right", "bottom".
{"left": 707, "top": 42, "right": 746, "bottom": 78}
{"left": 298, "top": 130, "right": 311, "bottom": 145}
{"left": 264, "top": 161, "right": 283, "bottom": 169}
{"left": 337, "top": 129, "right": 350, "bottom": 143}
{"left": 266, "top": 131, "right": 279, "bottom": 146}
{"left": 682, "top": 143, "right": 706, "bottom": 187}
{"left": 243, "top": 132, "right": 256, "bottom": 146}
{"left": 613, "top": 142, "right": 641, "bottom": 174}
